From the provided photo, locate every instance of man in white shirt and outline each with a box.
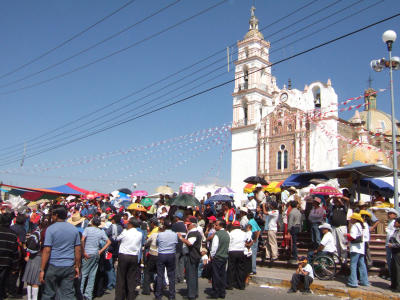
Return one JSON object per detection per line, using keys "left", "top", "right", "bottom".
{"left": 386, "top": 208, "right": 399, "bottom": 279}
{"left": 263, "top": 201, "right": 279, "bottom": 261}
{"left": 288, "top": 256, "right": 314, "bottom": 294}
{"left": 239, "top": 207, "right": 249, "bottom": 229}
{"left": 115, "top": 218, "right": 143, "bottom": 300}
{"left": 226, "top": 221, "right": 248, "bottom": 290}
{"left": 246, "top": 193, "right": 257, "bottom": 214}
{"left": 309, "top": 223, "right": 336, "bottom": 262}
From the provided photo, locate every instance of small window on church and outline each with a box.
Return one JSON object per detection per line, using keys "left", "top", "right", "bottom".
{"left": 312, "top": 86, "right": 321, "bottom": 108}
{"left": 273, "top": 126, "right": 278, "bottom": 135}
{"left": 288, "top": 124, "right": 292, "bottom": 132}
{"left": 244, "top": 67, "right": 249, "bottom": 90}
{"left": 245, "top": 47, "right": 249, "bottom": 58}
{"left": 277, "top": 144, "right": 288, "bottom": 171}
{"left": 277, "top": 151, "right": 281, "bottom": 170}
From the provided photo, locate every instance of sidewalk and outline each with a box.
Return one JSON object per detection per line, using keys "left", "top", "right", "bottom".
{"left": 250, "top": 266, "right": 400, "bottom": 299}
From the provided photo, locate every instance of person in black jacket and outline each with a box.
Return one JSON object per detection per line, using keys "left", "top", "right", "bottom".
{"left": 0, "top": 212, "right": 19, "bottom": 300}
{"left": 178, "top": 217, "right": 202, "bottom": 300}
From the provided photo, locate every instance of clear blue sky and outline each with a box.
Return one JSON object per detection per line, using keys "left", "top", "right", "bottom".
{"left": 0, "top": 0, "right": 399, "bottom": 193}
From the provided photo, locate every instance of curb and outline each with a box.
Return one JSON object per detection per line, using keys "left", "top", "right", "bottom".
{"left": 250, "top": 275, "right": 400, "bottom": 300}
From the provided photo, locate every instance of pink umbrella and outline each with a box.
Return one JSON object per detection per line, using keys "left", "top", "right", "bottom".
{"left": 131, "top": 190, "right": 148, "bottom": 197}
{"left": 311, "top": 186, "right": 342, "bottom": 197}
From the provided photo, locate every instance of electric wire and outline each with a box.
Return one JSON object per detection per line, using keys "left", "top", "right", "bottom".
{"left": 0, "top": 12, "right": 398, "bottom": 167}
{"left": 0, "top": 0, "right": 138, "bottom": 80}
{"left": 0, "top": 0, "right": 182, "bottom": 89}
{"left": 0, "top": 0, "right": 380, "bottom": 162}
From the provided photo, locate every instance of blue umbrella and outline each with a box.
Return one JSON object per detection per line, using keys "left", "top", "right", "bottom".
{"left": 359, "top": 178, "right": 394, "bottom": 198}
{"left": 119, "top": 200, "right": 132, "bottom": 208}
{"left": 207, "top": 194, "right": 233, "bottom": 202}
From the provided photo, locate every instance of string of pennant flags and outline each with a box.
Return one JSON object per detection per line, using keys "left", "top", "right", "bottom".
{"left": 109, "top": 130, "right": 231, "bottom": 186}
{"left": 0, "top": 124, "right": 231, "bottom": 174}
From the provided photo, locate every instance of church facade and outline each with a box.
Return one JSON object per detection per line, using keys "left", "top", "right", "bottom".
{"left": 230, "top": 7, "right": 399, "bottom": 195}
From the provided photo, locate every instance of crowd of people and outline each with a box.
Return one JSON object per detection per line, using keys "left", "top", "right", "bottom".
{"left": 0, "top": 183, "right": 399, "bottom": 300}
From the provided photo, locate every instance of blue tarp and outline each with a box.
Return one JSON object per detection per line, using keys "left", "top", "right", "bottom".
{"left": 282, "top": 173, "right": 328, "bottom": 188}
{"left": 46, "top": 184, "right": 84, "bottom": 195}
{"left": 359, "top": 178, "right": 394, "bottom": 198}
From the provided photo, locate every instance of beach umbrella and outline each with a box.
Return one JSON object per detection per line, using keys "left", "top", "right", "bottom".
{"left": 311, "top": 186, "right": 342, "bottom": 196}
{"left": 264, "top": 181, "right": 284, "bottom": 194}
{"left": 127, "top": 203, "right": 147, "bottom": 212}
{"left": 171, "top": 194, "right": 201, "bottom": 207}
{"left": 243, "top": 183, "right": 268, "bottom": 193}
{"left": 214, "top": 187, "right": 235, "bottom": 195}
{"left": 131, "top": 190, "right": 148, "bottom": 197}
{"left": 207, "top": 194, "right": 233, "bottom": 202}
{"left": 118, "top": 188, "right": 132, "bottom": 195}
{"left": 243, "top": 176, "right": 268, "bottom": 185}
{"left": 140, "top": 197, "right": 153, "bottom": 207}
{"left": 156, "top": 185, "right": 173, "bottom": 195}
{"left": 119, "top": 200, "right": 131, "bottom": 208}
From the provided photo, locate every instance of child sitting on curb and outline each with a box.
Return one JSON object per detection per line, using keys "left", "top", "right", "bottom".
{"left": 288, "top": 256, "right": 314, "bottom": 294}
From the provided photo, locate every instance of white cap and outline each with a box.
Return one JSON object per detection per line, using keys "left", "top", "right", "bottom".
{"left": 318, "top": 223, "right": 332, "bottom": 231}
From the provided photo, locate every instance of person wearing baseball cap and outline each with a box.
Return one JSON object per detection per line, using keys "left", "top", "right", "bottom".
{"left": 346, "top": 213, "right": 369, "bottom": 288}
{"left": 309, "top": 223, "right": 336, "bottom": 262}
{"left": 177, "top": 216, "right": 202, "bottom": 300}
{"left": 287, "top": 256, "right": 314, "bottom": 294}
{"left": 226, "top": 220, "right": 248, "bottom": 290}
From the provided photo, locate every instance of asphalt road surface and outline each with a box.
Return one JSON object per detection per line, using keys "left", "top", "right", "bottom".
{"left": 90, "top": 279, "right": 338, "bottom": 300}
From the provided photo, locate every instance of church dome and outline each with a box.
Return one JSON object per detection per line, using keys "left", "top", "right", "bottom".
{"left": 341, "top": 145, "right": 388, "bottom": 166}
{"left": 244, "top": 28, "right": 264, "bottom": 40}
{"left": 244, "top": 6, "right": 264, "bottom": 40}
{"left": 358, "top": 109, "right": 398, "bottom": 135}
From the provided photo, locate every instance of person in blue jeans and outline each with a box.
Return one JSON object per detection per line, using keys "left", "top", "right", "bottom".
{"left": 80, "top": 217, "right": 111, "bottom": 300}
{"left": 40, "top": 205, "right": 82, "bottom": 300}
{"left": 346, "top": 213, "right": 369, "bottom": 288}
{"left": 247, "top": 212, "right": 261, "bottom": 275}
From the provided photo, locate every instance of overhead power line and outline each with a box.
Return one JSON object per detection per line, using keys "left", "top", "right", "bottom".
{"left": 0, "top": 0, "right": 138, "bottom": 80}
{"left": 0, "top": 0, "right": 227, "bottom": 96}
{"left": 0, "top": 0, "right": 320, "bottom": 154}
{"left": 0, "top": 0, "right": 380, "bottom": 162}
{"left": 0, "top": 12, "right": 398, "bottom": 167}
{"left": 0, "top": 0, "right": 182, "bottom": 89}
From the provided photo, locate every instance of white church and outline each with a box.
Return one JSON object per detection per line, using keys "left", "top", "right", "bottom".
{"left": 230, "top": 7, "right": 340, "bottom": 194}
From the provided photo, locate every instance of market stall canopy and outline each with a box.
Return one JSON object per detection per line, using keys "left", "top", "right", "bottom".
{"left": 358, "top": 178, "right": 395, "bottom": 198}
{"left": 282, "top": 162, "right": 394, "bottom": 188}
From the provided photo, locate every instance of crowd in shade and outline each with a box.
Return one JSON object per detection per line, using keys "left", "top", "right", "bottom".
{"left": 0, "top": 182, "right": 400, "bottom": 300}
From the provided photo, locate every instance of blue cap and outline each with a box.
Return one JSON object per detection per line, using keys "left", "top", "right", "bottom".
{"left": 248, "top": 193, "right": 254, "bottom": 197}
{"left": 175, "top": 211, "right": 183, "bottom": 219}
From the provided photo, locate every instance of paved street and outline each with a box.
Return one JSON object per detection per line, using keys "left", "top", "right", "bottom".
{"left": 87, "top": 279, "right": 338, "bottom": 300}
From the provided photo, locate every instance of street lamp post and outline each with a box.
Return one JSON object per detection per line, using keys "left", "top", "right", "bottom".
{"left": 371, "top": 30, "right": 400, "bottom": 210}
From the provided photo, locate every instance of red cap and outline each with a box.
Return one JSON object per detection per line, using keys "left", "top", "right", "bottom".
{"left": 88, "top": 214, "right": 93, "bottom": 219}
{"left": 106, "top": 207, "right": 112, "bottom": 212}
{"left": 119, "top": 207, "right": 124, "bottom": 212}
{"left": 232, "top": 220, "right": 240, "bottom": 227}
{"left": 207, "top": 216, "right": 216, "bottom": 222}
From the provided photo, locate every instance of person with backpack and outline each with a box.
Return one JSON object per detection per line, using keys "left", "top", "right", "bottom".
{"left": 23, "top": 215, "right": 50, "bottom": 300}
{"left": 23, "top": 229, "right": 42, "bottom": 300}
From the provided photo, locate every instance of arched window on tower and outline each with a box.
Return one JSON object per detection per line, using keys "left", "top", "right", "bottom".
{"left": 312, "top": 86, "right": 321, "bottom": 108}
{"left": 245, "top": 47, "right": 249, "bottom": 58}
{"left": 277, "top": 144, "right": 288, "bottom": 171}
{"left": 243, "top": 66, "right": 249, "bottom": 90}
{"left": 242, "top": 100, "right": 248, "bottom": 126}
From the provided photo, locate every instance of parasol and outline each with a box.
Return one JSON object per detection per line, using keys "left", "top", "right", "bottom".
{"left": 311, "top": 186, "right": 342, "bottom": 196}
{"left": 156, "top": 185, "right": 173, "bottom": 195}
{"left": 207, "top": 194, "right": 233, "bottom": 202}
{"left": 140, "top": 197, "right": 153, "bottom": 207}
{"left": 244, "top": 176, "right": 268, "bottom": 185}
{"left": 127, "top": 203, "right": 147, "bottom": 212}
{"left": 244, "top": 183, "right": 267, "bottom": 194}
{"left": 171, "top": 194, "right": 201, "bottom": 207}
{"left": 214, "top": 187, "right": 235, "bottom": 195}
{"left": 131, "top": 190, "right": 148, "bottom": 197}
{"left": 119, "top": 200, "right": 132, "bottom": 208}
{"left": 118, "top": 188, "right": 132, "bottom": 195}
{"left": 264, "top": 181, "right": 284, "bottom": 194}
